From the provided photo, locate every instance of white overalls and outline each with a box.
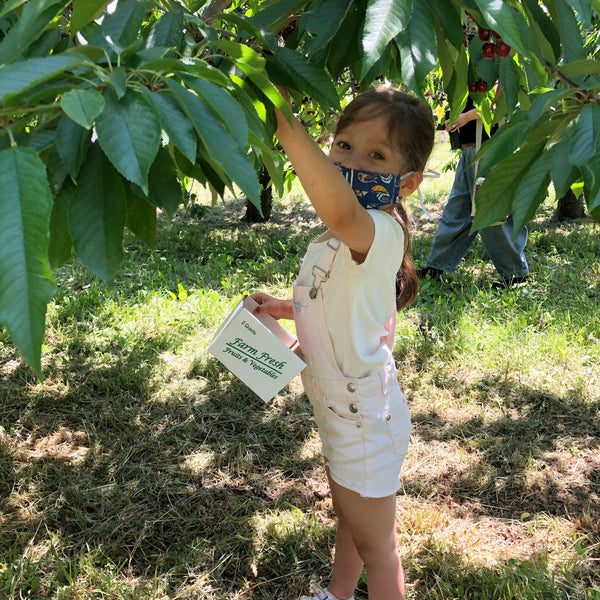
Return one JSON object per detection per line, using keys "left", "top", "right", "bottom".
{"left": 293, "top": 236, "right": 411, "bottom": 498}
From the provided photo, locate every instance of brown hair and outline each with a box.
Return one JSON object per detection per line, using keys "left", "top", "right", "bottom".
{"left": 335, "top": 86, "right": 435, "bottom": 310}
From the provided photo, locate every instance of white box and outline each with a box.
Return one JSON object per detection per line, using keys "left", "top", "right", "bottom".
{"left": 208, "top": 296, "right": 306, "bottom": 402}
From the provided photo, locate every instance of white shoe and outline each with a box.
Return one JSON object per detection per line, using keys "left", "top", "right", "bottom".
{"left": 299, "top": 581, "right": 354, "bottom": 600}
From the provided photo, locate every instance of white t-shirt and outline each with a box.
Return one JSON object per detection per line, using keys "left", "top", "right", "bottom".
{"left": 296, "top": 210, "right": 404, "bottom": 378}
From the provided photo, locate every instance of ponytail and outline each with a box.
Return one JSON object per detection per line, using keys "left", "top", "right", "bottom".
{"left": 393, "top": 203, "right": 418, "bottom": 310}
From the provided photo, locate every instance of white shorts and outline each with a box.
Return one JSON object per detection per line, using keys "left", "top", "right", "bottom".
{"left": 302, "top": 360, "right": 411, "bottom": 498}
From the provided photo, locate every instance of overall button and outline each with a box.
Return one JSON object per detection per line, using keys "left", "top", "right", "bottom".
{"left": 347, "top": 382, "right": 356, "bottom": 392}
{"left": 349, "top": 403, "right": 359, "bottom": 414}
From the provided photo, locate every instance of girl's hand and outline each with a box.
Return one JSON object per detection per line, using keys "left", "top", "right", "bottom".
{"left": 249, "top": 293, "right": 294, "bottom": 321}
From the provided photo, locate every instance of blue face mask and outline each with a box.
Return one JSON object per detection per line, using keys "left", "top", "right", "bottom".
{"left": 335, "top": 163, "right": 415, "bottom": 210}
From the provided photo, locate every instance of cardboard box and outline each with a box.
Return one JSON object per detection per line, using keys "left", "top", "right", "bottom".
{"left": 208, "top": 296, "right": 306, "bottom": 402}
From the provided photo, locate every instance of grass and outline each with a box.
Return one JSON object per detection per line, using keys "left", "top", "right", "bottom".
{"left": 1, "top": 140, "right": 599, "bottom": 599}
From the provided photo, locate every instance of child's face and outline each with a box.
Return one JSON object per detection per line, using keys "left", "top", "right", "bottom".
{"left": 329, "top": 115, "right": 408, "bottom": 176}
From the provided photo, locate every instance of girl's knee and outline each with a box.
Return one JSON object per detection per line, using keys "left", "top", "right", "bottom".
{"left": 352, "top": 531, "right": 397, "bottom": 566}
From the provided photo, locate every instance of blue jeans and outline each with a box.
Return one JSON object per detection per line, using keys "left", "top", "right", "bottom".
{"left": 426, "top": 145, "right": 529, "bottom": 279}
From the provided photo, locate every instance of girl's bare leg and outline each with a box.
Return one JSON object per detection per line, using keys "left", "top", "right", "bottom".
{"left": 325, "top": 468, "right": 405, "bottom": 600}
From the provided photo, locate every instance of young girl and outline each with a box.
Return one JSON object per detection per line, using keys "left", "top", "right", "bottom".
{"left": 251, "top": 86, "right": 434, "bottom": 600}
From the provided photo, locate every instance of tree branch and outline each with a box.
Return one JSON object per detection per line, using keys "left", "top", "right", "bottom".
{"left": 541, "top": 58, "right": 580, "bottom": 89}
{"left": 201, "top": 0, "right": 232, "bottom": 26}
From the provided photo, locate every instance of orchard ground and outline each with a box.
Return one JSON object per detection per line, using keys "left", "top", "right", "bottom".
{"left": 1, "top": 141, "right": 599, "bottom": 599}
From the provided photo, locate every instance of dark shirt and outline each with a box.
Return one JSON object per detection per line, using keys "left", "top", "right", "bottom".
{"left": 457, "top": 98, "right": 492, "bottom": 146}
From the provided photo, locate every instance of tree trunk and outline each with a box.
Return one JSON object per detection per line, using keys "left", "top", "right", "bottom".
{"left": 245, "top": 166, "right": 273, "bottom": 223}
{"left": 554, "top": 189, "right": 586, "bottom": 220}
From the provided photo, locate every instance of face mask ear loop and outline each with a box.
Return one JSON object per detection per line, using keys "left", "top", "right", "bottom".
{"left": 417, "top": 169, "right": 441, "bottom": 223}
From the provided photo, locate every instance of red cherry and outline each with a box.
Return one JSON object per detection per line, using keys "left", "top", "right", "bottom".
{"left": 278, "top": 19, "right": 296, "bottom": 40}
{"left": 496, "top": 42, "right": 511, "bottom": 57}
{"left": 468, "top": 81, "right": 478, "bottom": 93}
{"left": 476, "top": 80, "right": 488, "bottom": 93}
{"left": 482, "top": 42, "right": 496, "bottom": 59}
{"left": 478, "top": 28, "right": 491, "bottom": 41}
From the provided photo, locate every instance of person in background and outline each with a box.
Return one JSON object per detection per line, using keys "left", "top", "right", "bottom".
{"left": 434, "top": 103, "right": 447, "bottom": 143}
{"left": 419, "top": 96, "right": 529, "bottom": 288}
{"left": 251, "top": 86, "right": 435, "bottom": 600}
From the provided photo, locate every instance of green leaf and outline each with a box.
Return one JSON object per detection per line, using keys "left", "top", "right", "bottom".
{"left": 165, "top": 79, "right": 261, "bottom": 207}
{"left": 125, "top": 188, "right": 157, "bottom": 248}
{"left": 324, "top": 2, "right": 364, "bottom": 76}
{"left": 273, "top": 47, "right": 340, "bottom": 109}
{"left": 99, "top": 66, "right": 127, "bottom": 98}
{"left": 0, "top": 55, "right": 87, "bottom": 107}
{"left": 249, "top": 131, "right": 285, "bottom": 197}
{"left": 229, "top": 77, "right": 272, "bottom": 139}
{"left": 555, "top": 0, "right": 586, "bottom": 63}
{"left": 100, "top": 0, "right": 152, "bottom": 49}
{"left": 0, "top": 0, "right": 27, "bottom": 18}
{"left": 582, "top": 150, "right": 600, "bottom": 220}
{"left": 361, "top": 0, "right": 412, "bottom": 79}
{"left": 522, "top": 0, "right": 560, "bottom": 63}
{"left": 550, "top": 125, "right": 580, "bottom": 198}
{"left": 182, "top": 60, "right": 231, "bottom": 87}
{"left": 69, "top": 144, "right": 127, "bottom": 282}
{"left": 249, "top": 0, "right": 309, "bottom": 31}
{"left": 570, "top": 0, "right": 595, "bottom": 24}
{"left": 140, "top": 88, "right": 197, "bottom": 164}
{"left": 472, "top": 137, "right": 547, "bottom": 231}
{"left": 66, "top": 45, "right": 106, "bottom": 63}
{"left": 184, "top": 76, "right": 249, "bottom": 148}
{"left": 569, "top": 103, "right": 600, "bottom": 171}
{"left": 48, "top": 180, "right": 75, "bottom": 269}
{"left": 300, "top": 0, "right": 351, "bottom": 55}
{"left": 17, "top": 127, "right": 57, "bottom": 153}
{"left": 27, "top": 28, "right": 62, "bottom": 59}
{"left": 588, "top": 186, "right": 600, "bottom": 222}
{"left": 71, "top": 0, "right": 111, "bottom": 33}
{"left": 511, "top": 145, "right": 556, "bottom": 233}
{"left": 143, "top": 146, "right": 183, "bottom": 218}
{"left": 146, "top": 9, "right": 184, "bottom": 49}
{"left": 0, "top": 146, "right": 56, "bottom": 377}
{"left": 210, "top": 39, "right": 267, "bottom": 71}
{"left": 56, "top": 114, "right": 91, "bottom": 178}
{"left": 61, "top": 89, "right": 105, "bottom": 129}
{"left": 498, "top": 55, "right": 522, "bottom": 114}
{"left": 196, "top": 152, "right": 229, "bottom": 198}
{"left": 436, "top": 36, "right": 465, "bottom": 122}
{"left": 475, "top": 112, "right": 529, "bottom": 174}
{"left": 426, "top": 0, "right": 464, "bottom": 51}
{"left": 44, "top": 144, "right": 70, "bottom": 194}
{"left": 522, "top": 0, "right": 561, "bottom": 61}
{"left": 211, "top": 40, "right": 293, "bottom": 122}
{"left": 96, "top": 88, "right": 161, "bottom": 194}
{"left": 395, "top": 0, "right": 437, "bottom": 94}
{"left": 0, "top": 0, "right": 69, "bottom": 65}
{"left": 558, "top": 58, "right": 600, "bottom": 79}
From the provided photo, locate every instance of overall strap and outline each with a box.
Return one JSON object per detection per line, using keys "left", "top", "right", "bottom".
{"left": 309, "top": 237, "right": 341, "bottom": 299}
{"left": 471, "top": 118, "right": 483, "bottom": 218}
